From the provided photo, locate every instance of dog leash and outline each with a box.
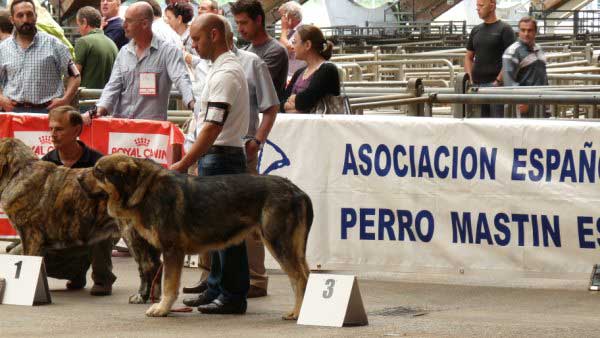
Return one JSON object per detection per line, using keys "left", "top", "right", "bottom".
{"left": 149, "top": 262, "right": 193, "bottom": 313}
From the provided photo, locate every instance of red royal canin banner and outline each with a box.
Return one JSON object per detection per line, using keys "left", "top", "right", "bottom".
{"left": 0, "top": 113, "right": 184, "bottom": 238}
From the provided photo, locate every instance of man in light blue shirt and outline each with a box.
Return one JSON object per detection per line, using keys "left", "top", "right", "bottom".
{"left": 95, "top": 2, "right": 194, "bottom": 121}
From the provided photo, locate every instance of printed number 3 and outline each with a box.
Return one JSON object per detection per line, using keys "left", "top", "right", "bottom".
{"left": 322, "top": 279, "right": 335, "bottom": 299}
{"left": 14, "top": 261, "right": 22, "bottom": 279}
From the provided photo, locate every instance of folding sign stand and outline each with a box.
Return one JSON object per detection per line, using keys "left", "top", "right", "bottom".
{"left": 0, "top": 254, "right": 51, "bottom": 306}
{"left": 298, "top": 273, "right": 368, "bottom": 327}
{"left": 184, "top": 255, "right": 200, "bottom": 268}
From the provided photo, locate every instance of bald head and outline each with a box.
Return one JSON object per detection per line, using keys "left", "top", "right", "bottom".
{"left": 123, "top": 2, "right": 153, "bottom": 40}
{"left": 195, "top": 13, "right": 226, "bottom": 37}
{"left": 199, "top": 0, "right": 219, "bottom": 14}
{"left": 190, "top": 14, "right": 229, "bottom": 61}
{"left": 128, "top": 2, "right": 154, "bottom": 22}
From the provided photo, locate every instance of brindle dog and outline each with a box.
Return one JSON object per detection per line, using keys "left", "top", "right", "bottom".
{"left": 0, "top": 138, "right": 161, "bottom": 304}
{"left": 80, "top": 154, "right": 313, "bottom": 319}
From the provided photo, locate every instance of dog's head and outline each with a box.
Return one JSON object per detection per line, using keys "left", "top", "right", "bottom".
{"left": 91, "top": 154, "right": 161, "bottom": 209}
{"left": 0, "top": 138, "right": 37, "bottom": 183}
{"left": 77, "top": 168, "right": 109, "bottom": 200}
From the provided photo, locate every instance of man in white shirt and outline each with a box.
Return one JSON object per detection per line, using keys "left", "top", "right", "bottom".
{"left": 181, "top": 17, "right": 279, "bottom": 301}
{"left": 170, "top": 13, "right": 250, "bottom": 315}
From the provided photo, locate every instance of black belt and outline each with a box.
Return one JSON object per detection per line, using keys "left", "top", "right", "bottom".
{"left": 13, "top": 101, "right": 50, "bottom": 108}
{"left": 206, "top": 145, "right": 243, "bottom": 155}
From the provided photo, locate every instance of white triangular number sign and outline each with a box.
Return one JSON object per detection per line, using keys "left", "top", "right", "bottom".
{"left": 298, "top": 273, "right": 368, "bottom": 327}
{"left": 0, "top": 254, "right": 51, "bottom": 306}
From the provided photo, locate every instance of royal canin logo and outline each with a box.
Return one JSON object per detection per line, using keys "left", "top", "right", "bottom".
{"left": 38, "top": 135, "right": 52, "bottom": 145}
{"left": 134, "top": 137, "right": 151, "bottom": 147}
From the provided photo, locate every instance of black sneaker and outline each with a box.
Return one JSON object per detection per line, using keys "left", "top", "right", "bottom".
{"left": 66, "top": 277, "right": 87, "bottom": 290}
{"left": 182, "top": 290, "right": 215, "bottom": 307}
{"left": 198, "top": 299, "right": 247, "bottom": 315}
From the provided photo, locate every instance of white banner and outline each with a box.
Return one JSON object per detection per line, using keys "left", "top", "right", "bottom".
{"left": 259, "top": 115, "right": 600, "bottom": 284}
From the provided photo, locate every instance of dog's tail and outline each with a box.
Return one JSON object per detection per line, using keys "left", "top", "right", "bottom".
{"left": 300, "top": 191, "right": 313, "bottom": 248}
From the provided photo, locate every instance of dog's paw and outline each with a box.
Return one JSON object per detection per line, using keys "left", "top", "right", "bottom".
{"left": 281, "top": 311, "right": 298, "bottom": 321}
{"left": 145, "top": 303, "right": 170, "bottom": 317}
{"left": 128, "top": 293, "right": 147, "bottom": 304}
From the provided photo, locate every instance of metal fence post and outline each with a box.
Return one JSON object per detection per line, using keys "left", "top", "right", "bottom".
{"left": 585, "top": 43, "right": 593, "bottom": 64}
{"left": 407, "top": 78, "right": 424, "bottom": 116}
{"left": 574, "top": 10, "right": 579, "bottom": 36}
{"left": 452, "top": 73, "right": 468, "bottom": 118}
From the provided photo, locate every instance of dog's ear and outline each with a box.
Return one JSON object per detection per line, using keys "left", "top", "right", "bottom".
{"left": 77, "top": 169, "right": 108, "bottom": 200}
{"left": 0, "top": 138, "right": 37, "bottom": 180}
{"left": 127, "top": 159, "right": 159, "bottom": 208}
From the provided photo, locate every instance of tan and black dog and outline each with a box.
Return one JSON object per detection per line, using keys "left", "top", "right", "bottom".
{"left": 0, "top": 138, "right": 162, "bottom": 303}
{"left": 81, "top": 153, "right": 313, "bottom": 319}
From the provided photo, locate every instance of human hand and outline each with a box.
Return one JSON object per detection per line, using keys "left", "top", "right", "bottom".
{"left": 0, "top": 96, "right": 15, "bottom": 112}
{"left": 169, "top": 160, "right": 189, "bottom": 173}
{"left": 281, "top": 13, "right": 289, "bottom": 30}
{"left": 47, "top": 97, "right": 68, "bottom": 110}
{"left": 81, "top": 112, "right": 92, "bottom": 125}
{"left": 245, "top": 140, "right": 260, "bottom": 162}
{"left": 96, "top": 106, "right": 108, "bottom": 117}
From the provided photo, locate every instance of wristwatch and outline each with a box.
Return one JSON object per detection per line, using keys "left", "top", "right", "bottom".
{"left": 246, "top": 137, "right": 263, "bottom": 149}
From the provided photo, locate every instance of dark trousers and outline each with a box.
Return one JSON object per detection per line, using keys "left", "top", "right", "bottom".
{"left": 198, "top": 151, "right": 249, "bottom": 303}
{"left": 44, "top": 238, "right": 116, "bottom": 285}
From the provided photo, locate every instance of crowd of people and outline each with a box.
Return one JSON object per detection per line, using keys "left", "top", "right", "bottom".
{"left": 1, "top": 0, "right": 342, "bottom": 315}
{"left": 1, "top": 0, "right": 550, "bottom": 316}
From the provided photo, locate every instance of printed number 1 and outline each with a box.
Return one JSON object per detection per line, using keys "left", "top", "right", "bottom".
{"left": 322, "top": 279, "right": 335, "bottom": 299}
{"left": 14, "top": 261, "right": 22, "bottom": 279}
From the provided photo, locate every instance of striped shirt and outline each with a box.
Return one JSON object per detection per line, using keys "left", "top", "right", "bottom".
{"left": 0, "top": 32, "right": 72, "bottom": 104}
{"left": 502, "top": 40, "right": 548, "bottom": 87}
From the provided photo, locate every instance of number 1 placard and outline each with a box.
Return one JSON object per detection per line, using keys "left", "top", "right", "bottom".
{"left": 0, "top": 254, "right": 51, "bottom": 306}
{"left": 298, "top": 273, "right": 368, "bottom": 327}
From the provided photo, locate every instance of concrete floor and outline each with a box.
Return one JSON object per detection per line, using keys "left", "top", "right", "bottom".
{"left": 1, "top": 243, "right": 600, "bottom": 337}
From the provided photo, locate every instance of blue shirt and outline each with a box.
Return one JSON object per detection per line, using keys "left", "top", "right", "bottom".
{"left": 97, "top": 35, "right": 194, "bottom": 121}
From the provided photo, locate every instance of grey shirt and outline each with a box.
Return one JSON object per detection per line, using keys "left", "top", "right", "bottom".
{"left": 97, "top": 35, "right": 194, "bottom": 121}
{"left": 233, "top": 47, "right": 279, "bottom": 137}
{"left": 245, "top": 37, "right": 288, "bottom": 103}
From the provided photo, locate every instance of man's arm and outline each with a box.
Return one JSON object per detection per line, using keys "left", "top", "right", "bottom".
{"left": 47, "top": 41, "right": 82, "bottom": 109}
{"left": 464, "top": 50, "right": 474, "bottom": 83}
{"left": 73, "top": 38, "right": 87, "bottom": 80}
{"left": 166, "top": 47, "right": 195, "bottom": 109}
{"left": 279, "top": 15, "right": 294, "bottom": 53}
{"left": 170, "top": 122, "right": 222, "bottom": 172}
{"left": 0, "top": 91, "right": 15, "bottom": 112}
{"left": 96, "top": 53, "right": 125, "bottom": 116}
{"left": 246, "top": 104, "right": 277, "bottom": 162}
{"left": 502, "top": 52, "right": 519, "bottom": 87}
{"left": 48, "top": 74, "right": 81, "bottom": 109}
{"left": 262, "top": 45, "right": 289, "bottom": 85}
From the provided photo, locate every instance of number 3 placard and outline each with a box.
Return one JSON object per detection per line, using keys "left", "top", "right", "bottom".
{"left": 298, "top": 273, "right": 368, "bottom": 327}
{"left": 0, "top": 254, "right": 51, "bottom": 306}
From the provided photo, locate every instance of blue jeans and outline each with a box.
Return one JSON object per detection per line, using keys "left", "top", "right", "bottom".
{"left": 474, "top": 82, "right": 504, "bottom": 118}
{"left": 198, "top": 151, "right": 249, "bottom": 303}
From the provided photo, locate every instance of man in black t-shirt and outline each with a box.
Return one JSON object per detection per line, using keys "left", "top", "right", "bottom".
{"left": 465, "top": 0, "right": 515, "bottom": 117}
{"left": 42, "top": 106, "right": 115, "bottom": 296}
